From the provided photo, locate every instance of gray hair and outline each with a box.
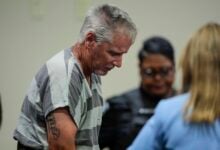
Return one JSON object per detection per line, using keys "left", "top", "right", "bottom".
{"left": 79, "top": 4, "right": 137, "bottom": 44}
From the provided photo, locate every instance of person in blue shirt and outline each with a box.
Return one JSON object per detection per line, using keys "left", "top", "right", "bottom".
{"left": 128, "top": 22, "right": 220, "bottom": 150}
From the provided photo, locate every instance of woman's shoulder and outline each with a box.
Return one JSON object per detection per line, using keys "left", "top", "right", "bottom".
{"left": 159, "top": 93, "right": 189, "bottom": 108}
{"left": 154, "top": 93, "right": 190, "bottom": 119}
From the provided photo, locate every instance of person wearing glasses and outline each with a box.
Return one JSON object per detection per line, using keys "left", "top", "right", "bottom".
{"left": 99, "top": 36, "right": 177, "bottom": 150}
{"left": 128, "top": 22, "right": 220, "bottom": 150}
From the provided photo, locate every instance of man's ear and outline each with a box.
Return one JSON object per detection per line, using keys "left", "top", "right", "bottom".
{"left": 85, "top": 32, "right": 96, "bottom": 49}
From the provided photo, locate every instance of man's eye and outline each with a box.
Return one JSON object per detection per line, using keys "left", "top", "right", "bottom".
{"left": 109, "top": 51, "right": 119, "bottom": 56}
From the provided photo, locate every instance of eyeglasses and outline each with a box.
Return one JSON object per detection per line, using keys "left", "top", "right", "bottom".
{"left": 142, "top": 66, "right": 174, "bottom": 79}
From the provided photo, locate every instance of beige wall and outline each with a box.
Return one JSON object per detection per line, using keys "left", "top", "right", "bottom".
{"left": 0, "top": 0, "right": 220, "bottom": 149}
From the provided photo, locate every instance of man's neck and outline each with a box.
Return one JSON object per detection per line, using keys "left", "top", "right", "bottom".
{"left": 72, "top": 43, "right": 92, "bottom": 85}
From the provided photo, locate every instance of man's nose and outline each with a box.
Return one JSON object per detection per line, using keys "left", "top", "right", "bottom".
{"left": 113, "top": 57, "right": 122, "bottom": 68}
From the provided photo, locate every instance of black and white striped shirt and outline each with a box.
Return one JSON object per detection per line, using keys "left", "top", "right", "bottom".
{"left": 14, "top": 48, "right": 103, "bottom": 150}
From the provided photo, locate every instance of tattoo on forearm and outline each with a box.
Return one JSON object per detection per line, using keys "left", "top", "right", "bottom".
{"left": 46, "top": 114, "right": 60, "bottom": 140}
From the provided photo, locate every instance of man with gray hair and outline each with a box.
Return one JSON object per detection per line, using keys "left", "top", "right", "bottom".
{"left": 13, "top": 3, "right": 137, "bottom": 150}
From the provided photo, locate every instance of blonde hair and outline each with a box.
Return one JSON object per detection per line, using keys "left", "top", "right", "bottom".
{"left": 179, "top": 22, "right": 220, "bottom": 123}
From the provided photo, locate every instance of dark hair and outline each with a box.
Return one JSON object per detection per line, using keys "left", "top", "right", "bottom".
{"left": 138, "top": 36, "right": 175, "bottom": 65}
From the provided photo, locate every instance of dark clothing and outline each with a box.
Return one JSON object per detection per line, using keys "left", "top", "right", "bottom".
{"left": 99, "top": 88, "right": 176, "bottom": 150}
{"left": 17, "top": 142, "right": 39, "bottom": 150}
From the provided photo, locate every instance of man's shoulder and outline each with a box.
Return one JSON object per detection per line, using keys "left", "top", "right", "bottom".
{"left": 107, "top": 88, "right": 139, "bottom": 103}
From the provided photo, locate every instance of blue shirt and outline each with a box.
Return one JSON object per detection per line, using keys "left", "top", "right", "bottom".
{"left": 128, "top": 93, "right": 220, "bottom": 150}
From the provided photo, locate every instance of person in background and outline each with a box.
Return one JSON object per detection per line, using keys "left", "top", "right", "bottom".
{"left": 128, "top": 22, "right": 220, "bottom": 150}
{"left": 99, "top": 36, "right": 177, "bottom": 150}
{"left": 13, "top": 4, "right": 137, "bottom": 150}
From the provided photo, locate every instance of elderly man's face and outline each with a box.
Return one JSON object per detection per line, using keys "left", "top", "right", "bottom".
{"left": 91, "top": 32, "right": 132, "bottom": 76}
